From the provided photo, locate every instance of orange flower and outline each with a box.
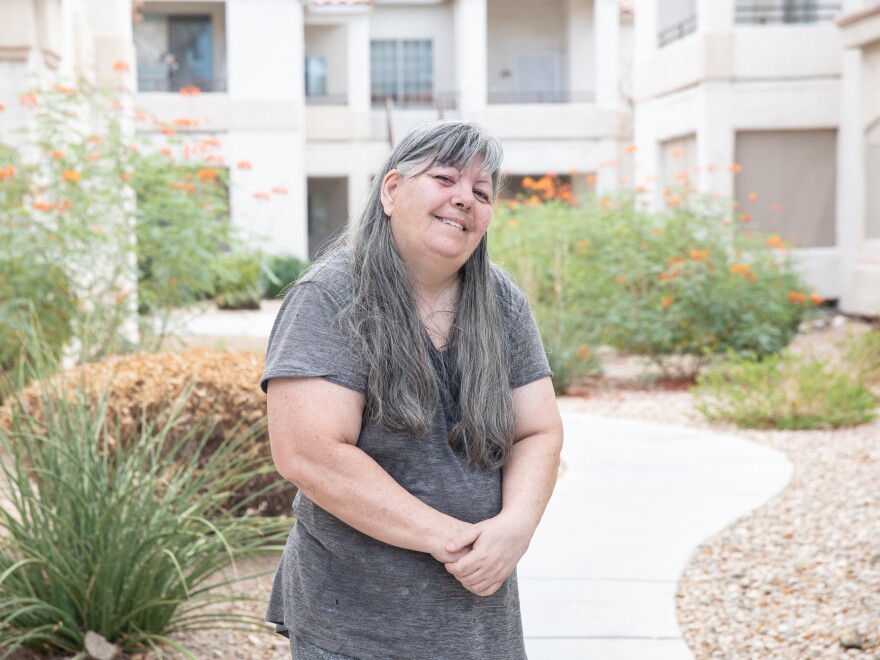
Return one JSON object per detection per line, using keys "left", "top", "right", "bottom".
{"left": 788, "top": 291, "right": 806, "bottom": 304}
{"left": 660, "top": 296, "right": 674, "bottom": 309}
{"left": 51, "top": 83, "right": 77, "bottom": 95}
{"left": 729, "top": 163, "right": 743, "bottom": 174}
{"left": 201, "top": 137, "right": 222, "bottom": 148}
{"left": 172, "top": 117, "right": 198, "bottom": 127}
{"left": 115, "top": 290, "right": 132, "bottom": 304}
{"left": 575, "top": 346, "right": 591, "bottom": 361}
{"left": 161, "top": 125, "right": 176, "bottom": 136}
{"left": 624, "top": 145, "right": 638, "bottom": 154}
{"left": 58, "top": 199, "right": 72, "bottom": 212}
{"left": 0, "top": 165, "right": 16, "bottom": 180}
{"left": 19, "top": 92, "right": 38, "bottom": 107}
{"left": 179, "top": 85, "right": 202, "bottom": 96}
{"left": 160, "top": 147, "right": 173, "bottom": 157}
{"left": 50, "top": 150, "right": 66, "bottom": 160}
{"left": 197, "top": 168, "right": 219, "bottom": 183}
{"left": 205, "top": 154, "right": 224, "bottom": 165}
{"left": 635, "top": 185, "right": 647, "bottom": 194}
{"left": 33, "top": 200, "right": 56, "bottom": 212}
{"left": 658, "top": 271, "right": 678, "bottom": 282}
{"left": 731, "top": 263, "right": 751, "bottom": 275}
{"left": 771, "top": 203, "right": 784, "bottom": 213}
{"left": 136, "top": 111, "right": 149, "bottom": 122}
{"left": 739, "top": 212, "right": 752, "bottom": 223}
{"left": 521, "top": 176, "right": 536, "bottom": 189}
{"left": 599, "top": 197, "right": 613, "bottom": 209}
{"left": 112, "top": 60, "right": 130, "bottom": 72}
{"left": 87, "top": 152, "right": 101, "bottom": 162}
{"left": 766, "top": 235, "right": 784, "bottom": 248}
{"left": 236, "top": 160, "right": 252, "bottom": 170}
{"left": 559, "top": 189, "right": 576, "bottom": 204}
{"left": 524, "top": 195, "right": 541, "bottom": 206}
{"left": 586, "top": 174, "right": 597, "bottom": 185}
{"left": 62, "top": 170, "right": 81, "bottom": 183}
{"left": 86, "top": 135, "right": 103, "bottom": 145}
{"left": 119, "top": 172, "right": 132, "bottom": 182}
{"left": 0, "top": 102, "right": 5, "bottom": 112}
{"left": 253, "top": 191, "right": 271, "bottom": 200}
{"left": 614, "top": 275, "right": 627, "bottom": 285}
{"left": 690, "top": 250, "right": 709, "bottom": 261}
{"left": 506, "top": 200, "right": 520, "bottom": 210}
{"left": 272, "top": 186, "right": 288, "bottom": 195}
{"left": 576, "top": 240, "right": 590, "bottom": 254}
{"left": 747, "top": 192, "right": 758, "bottom": 202}
{"left": 667, "top": 195, "right": 682, "bottom": 206}
{"left": 674, "top": 170, "right": 688, "bottom": 182}
{"left": 810, "top": 293, "right": 824, "bottom": 305}
{"left": 667, "top": 257, "right": 684, "bottom": 266}
{"left": 669, "top": 148, "right": 685, "bottom": 158}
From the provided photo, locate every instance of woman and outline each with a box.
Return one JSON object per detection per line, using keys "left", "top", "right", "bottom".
{"left": 261, "top": 120, "right": 563, "bottom": 660}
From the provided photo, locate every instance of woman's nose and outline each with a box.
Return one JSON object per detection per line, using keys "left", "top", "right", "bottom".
{"left": 451, "top": 183, "right": 474, "bottom": 209}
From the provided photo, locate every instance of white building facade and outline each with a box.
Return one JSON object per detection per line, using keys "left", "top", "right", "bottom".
{"left": 633, "top": 0, "right": 880, "bottom": 315}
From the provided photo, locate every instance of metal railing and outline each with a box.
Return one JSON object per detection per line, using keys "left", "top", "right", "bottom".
{"left": 487, "top": 90, "right": 595, "bottom": 104}
{"left": 306, "top": 93, "right": 349, "bottom": 106}
{"left": 658, "top": 14, "right": 698, "bottom": 47}
{"left": 735, "top": 4, "right": 841, "bottom": 24}
{"left": 137, "top": 76, "right": 227, "bottom": 93}
{"left": 370, "top": 91, "right": 459, "bottom": 111}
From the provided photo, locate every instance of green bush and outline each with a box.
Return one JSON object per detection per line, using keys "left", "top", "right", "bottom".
{"left": 490, "top": 190, "right": 816, "bottom": 380}
{"left": 264, "top": 254, "right": 309, "bottom": 300}
{"left": 213, "top": 250, "right": 264, "bottom": 310}
{"left": 693, "top": 352, "right": 877, "bottom": 430}
{"left": 846, "top": 329, "right": 880, "bottom": 392}
{"left": 0, "top": 370, "right": 289, "bottom": 657}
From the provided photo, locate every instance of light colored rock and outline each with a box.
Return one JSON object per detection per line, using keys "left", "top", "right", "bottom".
{"left": 84, "top": 631, "right": 121, "bottom": 660}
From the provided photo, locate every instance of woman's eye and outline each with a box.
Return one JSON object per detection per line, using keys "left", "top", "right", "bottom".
{"left": 435, "top": 175, "right": 453, "bottom": 183}
{"left": 475, "top": 190, "right": 490, "bottom": 202}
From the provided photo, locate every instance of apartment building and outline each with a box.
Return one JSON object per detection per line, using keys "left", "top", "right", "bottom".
{"left": 633, "top": 0, "right": 880, "bottom": 314}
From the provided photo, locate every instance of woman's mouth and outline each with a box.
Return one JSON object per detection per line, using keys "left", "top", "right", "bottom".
{"left": 435, "top": 216, "right": 465, "bottom": 231}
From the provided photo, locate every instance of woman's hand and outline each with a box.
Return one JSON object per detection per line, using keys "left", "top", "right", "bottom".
{"left": 441, "top": 511, "right": 534, "bottom": 597}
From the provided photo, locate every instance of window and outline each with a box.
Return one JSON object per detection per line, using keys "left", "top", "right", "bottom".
{"left": 135, "top": 15, "right": 220, "bottom": 92}
{"left": 370, "top": 40, "right": 433, "bottom": 107}
{"left": 735, "top": 0, "right": 833, "bottom": 25}
{"left": 305, "top": 57, "right": 328, "bottom": 97}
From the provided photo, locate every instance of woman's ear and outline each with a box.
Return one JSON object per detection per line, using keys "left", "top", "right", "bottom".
{"left": 380, "top": 169, "right": 401, "bottom": 216}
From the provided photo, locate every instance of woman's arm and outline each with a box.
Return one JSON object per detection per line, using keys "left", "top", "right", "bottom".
{"left": 442, "top": 376, "right": 563, "bottom": 596}
{"left": 267, "top": 376, "right": 472, "bottom": 563}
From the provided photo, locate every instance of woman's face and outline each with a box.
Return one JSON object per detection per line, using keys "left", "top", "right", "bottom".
{"left": 381, "top": 158, "right": 495, "bottom": 273}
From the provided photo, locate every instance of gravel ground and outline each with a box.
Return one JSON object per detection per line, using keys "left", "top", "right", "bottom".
{"left": 6, "top": 317, "right": 879, "bottom": 659}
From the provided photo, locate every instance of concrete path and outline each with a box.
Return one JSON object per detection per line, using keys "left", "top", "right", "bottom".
{"left": 518, "top": 413, "right": 793, "bottom": 660}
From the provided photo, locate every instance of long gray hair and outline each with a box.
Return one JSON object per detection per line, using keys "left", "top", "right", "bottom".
{"left": 321, "top": 121, "right": 516, "bottom": 470}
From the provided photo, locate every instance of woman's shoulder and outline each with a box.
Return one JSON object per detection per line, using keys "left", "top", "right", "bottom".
{"left": 292, "top": 248, "right": 353, "bottom": 305}
{"left": 488, "top": 261, "right": 528, "bottom": 310}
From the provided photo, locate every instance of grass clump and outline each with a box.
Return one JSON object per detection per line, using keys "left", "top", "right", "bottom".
{"left": 0, "top": 371, "right": 289, "bottom": 658}
{"left": 694, "top": 352, "right": 877, "bottom": 430}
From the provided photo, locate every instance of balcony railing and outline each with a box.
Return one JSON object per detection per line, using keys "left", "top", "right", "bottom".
{"left": 658, "top": 14, "right": 698, "bottom": 47}
{"left": 137, "top": 76, "right": 227, "bottom": 93}
{"left": 371, "top": 91, "right": 459, "bottom": 111}
{"left": 306, "top": 93, "right": 349, "bottom": 106}
{"left": 487, "top": 90, "right": 595, "bottom": 104}
{"left": 735, "top": 4, "right": 841, "bottom": 24}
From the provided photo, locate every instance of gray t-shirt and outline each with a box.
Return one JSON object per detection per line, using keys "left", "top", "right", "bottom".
{"left": 260, "top": 251, "right": 552, "bottom": 660}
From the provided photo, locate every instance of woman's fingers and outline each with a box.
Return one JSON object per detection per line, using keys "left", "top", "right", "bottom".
{"left": 444, "top": 523, "right": 483, "bottom": 554}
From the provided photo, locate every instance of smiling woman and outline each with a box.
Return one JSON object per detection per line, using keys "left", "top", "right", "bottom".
{"left": 261, "top": 121, "right": 564, "bottom": 660}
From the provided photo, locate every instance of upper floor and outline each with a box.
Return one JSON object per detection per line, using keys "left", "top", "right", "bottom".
{"left": 131, "top": 0, "right": 635, "bottom": 142}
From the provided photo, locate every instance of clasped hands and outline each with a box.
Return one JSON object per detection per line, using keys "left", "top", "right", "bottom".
{"left": 431, "top": 511, "right": 533, "bottom": 598}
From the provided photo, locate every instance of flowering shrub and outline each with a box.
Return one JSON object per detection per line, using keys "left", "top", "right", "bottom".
{"left": 491, "top": 186, "right": 817, "bottom": 381}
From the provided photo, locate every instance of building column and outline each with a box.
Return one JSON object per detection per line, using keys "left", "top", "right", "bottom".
{"left": 567, "top": 0, "right": 592, "bottom": 101}
{"left": 696, "top": 0, "right": 733, "bottom": 32}
{"left": 346, "top": 12, "right": 370, "bottom": 113}
{"left": 455, "top": 0, "right": 487, "bottom": 117}
{"left": 836, "top": 48, "right": 865, "bottom": 311}
{"left": 593, "top": 0, "right": 619, "bottom": 107}
{"left": 696, "top": 81, "right": 734, "bottom": 197}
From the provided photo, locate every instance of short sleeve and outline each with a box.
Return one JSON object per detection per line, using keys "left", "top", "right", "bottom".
{"left": 260, "top": 281, "right": 366, "bottom": 394}
{"left": 507, "top": 296, "right": 553, "bottom": 390}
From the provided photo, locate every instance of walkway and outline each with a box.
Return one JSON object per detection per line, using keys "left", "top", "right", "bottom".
{"left": 519, "top": 413, "right": 793, "bottom": 660}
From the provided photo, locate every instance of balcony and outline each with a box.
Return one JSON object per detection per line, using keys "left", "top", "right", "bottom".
{"left": 735, "top": 3, "right": 842, "bottom": 24}
{"left": 370, "top": 91, "right": 459, "bottom": 112}
{"left": 137, "top": 76, "right": 227, "bottom": 93}
{"left": 658, "top": 14, "right": 698, "bottom": 47}
{"left": 487, "top": 90, "right": 595, "bottom": 104}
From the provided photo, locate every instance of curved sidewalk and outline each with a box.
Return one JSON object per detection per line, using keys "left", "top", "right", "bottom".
{"left": 519, "top": 413, "right": 793, "bottom": 660}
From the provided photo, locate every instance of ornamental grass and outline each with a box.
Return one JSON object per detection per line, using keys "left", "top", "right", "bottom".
{"left": 0, "top": 357, "right": 289, "bottom": 658}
